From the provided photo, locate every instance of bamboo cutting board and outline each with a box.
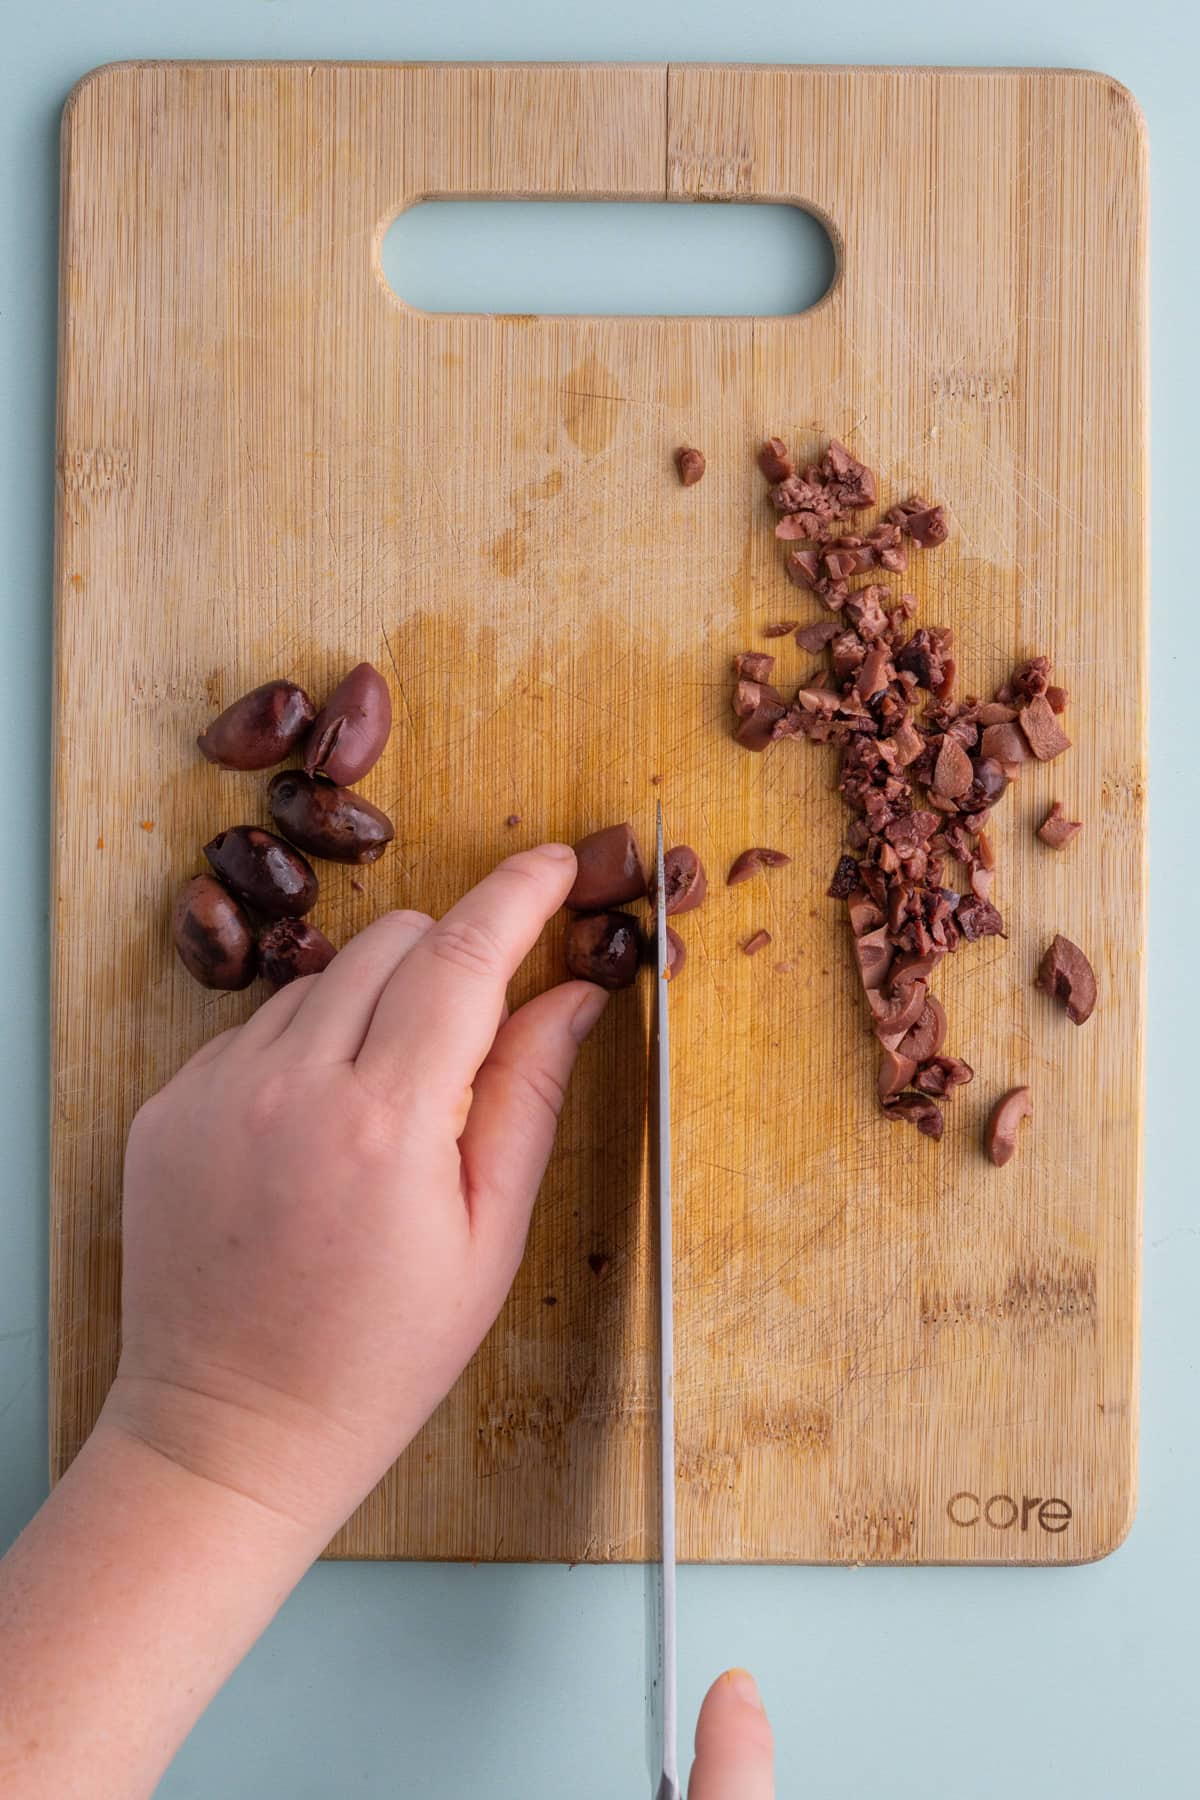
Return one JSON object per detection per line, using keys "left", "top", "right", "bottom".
{"left": 52, "top": 62, "right": 1147, "bottom": 1563}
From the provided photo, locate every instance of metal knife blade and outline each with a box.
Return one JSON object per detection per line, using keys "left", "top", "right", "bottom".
{"left": 653, "top": 802, "right": 680, "bottom": 1800}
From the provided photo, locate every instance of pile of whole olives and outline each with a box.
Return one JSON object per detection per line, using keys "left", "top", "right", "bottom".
{"left": 174, "top": 663, "right": 395, "bottom": 991}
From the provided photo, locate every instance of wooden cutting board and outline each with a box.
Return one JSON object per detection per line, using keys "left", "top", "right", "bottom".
{"left": 52, "top": 62, "right": 1147, "bottom": 1563}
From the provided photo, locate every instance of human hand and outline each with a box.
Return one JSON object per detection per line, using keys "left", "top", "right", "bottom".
{"left": 102, "top": 843, "right": 607, "bottom": 1544}
{"left": 688, "top": 1670, "right": 776, "bottom": 1799}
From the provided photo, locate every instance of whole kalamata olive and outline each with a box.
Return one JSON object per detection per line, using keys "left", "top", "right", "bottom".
{"left": 172, "top": 874, "right": 256, "bottom": 990}
{"left": 267, "top": 771, "right": 395, "bottom": 865}
{"left": 564, "top": 911, "right": 641, "bottom": 990}
{"left": 655, "top": 845, "right": 707, "bottom": 915}
{"left": 304, "top": 662, "right": 392, "bottom": 785}
{"left": 197, "top": 680, "right": 316, "bottom": 770}
{"left": 204, "top": 826, "right": 318, "bottom": 918}
{"left": 258, "top": 918, "right": 337, "bottom": 990}
{"left": 565, "top": 822, "right": 647, "bottom": 911}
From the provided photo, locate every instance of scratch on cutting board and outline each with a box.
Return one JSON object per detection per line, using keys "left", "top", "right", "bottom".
{"left": 698, "top": 1159, "right": 759, "bottom": 1186}
{"left": 759, "top": 1203, "right": 847, "bottom": 1288}
{"left": 560, "top": 388, "right": 630, "bottom": 406}
{"left": 378, "top": 620, "right": 416, "bottom": 736}
{"left": 421, "top": 459, "right": 465, "bottom": 556}
{"left": 685, "top": 911, "right": 728, "bottom": 1026}
{"left": 320, "top": 494, "right": 340, "bottom": 570}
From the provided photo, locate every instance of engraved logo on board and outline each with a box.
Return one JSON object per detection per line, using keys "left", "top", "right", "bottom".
{"left": 947, "top": 1492, "right": 1072, "bottom": 1533}
{"left": 930, "top": 373, "right": 1013, "bottom": 402}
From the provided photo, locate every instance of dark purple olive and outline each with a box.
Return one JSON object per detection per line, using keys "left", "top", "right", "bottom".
{"left": 258, "top": 918, "right": 336, "bottom": 990}
{"left": 564, "top": 911, "right": 641, "bottom": 990}
{"left": 303, "top": 662, "right": 392, "bottom": 785}
{"left": 565, "top": 823, "right": 647, "bottom": 911}
{"left": 172, "top": 875, "right": 256, "bottom": 990}
{"left": 197, "top": 680, "right": 316, "bottom": 771}
{"left": 267, "top": 771, "right": 395, "bottom": 865}
{"left": 654, "top": 845, "right": 707, "bottom": 916}
{"left": 204, "top": 826, "right": 318, "bottom": 918}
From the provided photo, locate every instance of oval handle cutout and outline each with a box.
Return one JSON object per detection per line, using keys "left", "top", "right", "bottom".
{"left": 381, "top": 201, "right": 837, "bottom": 318}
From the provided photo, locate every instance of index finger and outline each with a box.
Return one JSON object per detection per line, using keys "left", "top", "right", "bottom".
{"left": 354, "top": 843, "right": 576, "bottom": 1102}
{"left": 688, "top": 1671, "right": 775, "bottom": 1800}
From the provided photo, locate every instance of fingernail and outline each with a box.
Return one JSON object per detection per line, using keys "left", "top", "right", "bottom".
{"left": 725, "top": 1669, "right": 764, "bottom": 1711}
{"left": 537, "top": 841, "right": 575, "bottom": 861}
{"left": 569, "top": 984, "right": 609, "bottom": 1042}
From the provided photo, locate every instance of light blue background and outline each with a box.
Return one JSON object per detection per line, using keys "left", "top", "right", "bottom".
{"left": 1, "top": 5, "right": 1195, "bottom": 1796}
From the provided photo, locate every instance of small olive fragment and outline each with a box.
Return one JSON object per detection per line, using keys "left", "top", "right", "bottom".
{"left": 197, "top": 680, "right": 316, "bottom": 770}
{"left": 267, "top": 771, "right": 395, "bottom": 865}
{"left": 1036, "top": 933, "right": 1097, "bottom": 1025}
{"left": 564, "top": 911, "right": 641, "bottom": 990}
{"left": 868, "top": 979, "right": 928, "bottom": 1044}
{"left": 204, "top": 826, "right": 318, "bottom": 918}
{"left": 172, "top": 874, "right": 256, "bottom": 990}
{"left": 675, "top": 446, "right": 706, "bottom": 486}
{"left": 648, "top": 925, "right": 687, "bottom": 980}
{"left": 258, "top": 918, "right": 337, "bottom": 990}
{"left": 962, "top": 755, "right": 1009, "bottom": 810}
{"left": 727, "top": 846, "right": 791, "bottom": 886}
{"left": 896, "top": 995, "right": 947, "bottom": 1064}
{"left": 304, "top": 662, "right": 393, "bottom": 785}
{"left": 654, "top": 845, "right": 707, "bottom": 916}
{"left": 854, "top": 925, "right": 894, "bottom": 992}
{"left": 985, "top": 1085, "right": 1033, "bottom": 1167}
{"left": 877, "top": 1047, "right": 918, "bottom": 1102}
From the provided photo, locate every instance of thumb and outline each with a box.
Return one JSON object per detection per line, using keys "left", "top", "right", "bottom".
{"left": 458, "top": 979, "right": 609, "bottom": 1261}
{"left": 688, "top": 1670, "right": 775, "bottom": 1800}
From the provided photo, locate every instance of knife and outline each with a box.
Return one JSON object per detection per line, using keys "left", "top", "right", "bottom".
{"left": 653, "top": 802, "right": 680, "bottom": 1800}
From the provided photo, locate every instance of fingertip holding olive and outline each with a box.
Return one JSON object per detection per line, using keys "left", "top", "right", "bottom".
{"left": 565, "top": 823, "right": 647, "bottom": 911}
{"left": 197, "top": 680, "right": 316, "bottom": 770}
{"left": 172, "top": 874, "right": 256, "bottom": 990}
{"left": 303, "top": 662, "right": 392, "bottom": 785}
{"left": 267, "top": 771, "right": 395, "bottom": 865}
{"left": 203, "top": 826, "right": 318, "bottom": 918}
{"left": 258, "top": 918, "right": 336, "bottom": 990}
{"left": 564, "top": 911, "right": 641, "bottom": 990}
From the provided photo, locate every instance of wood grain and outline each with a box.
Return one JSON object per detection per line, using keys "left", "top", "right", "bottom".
{"left": 52, "top": 63, "right": 1147, "bottom": 1563}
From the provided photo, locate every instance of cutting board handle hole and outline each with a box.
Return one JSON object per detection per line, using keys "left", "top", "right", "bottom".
{"left": 380, "top": 200, "right": 837, "bottom": 317}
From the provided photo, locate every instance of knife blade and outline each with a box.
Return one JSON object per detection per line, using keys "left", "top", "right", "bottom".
{"left": 653, "top": 801, "right": 680, "bottom": 1800}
